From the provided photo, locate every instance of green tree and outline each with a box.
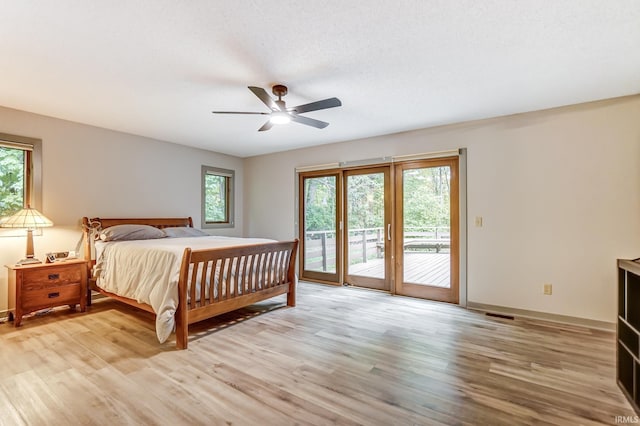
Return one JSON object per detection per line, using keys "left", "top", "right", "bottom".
{"left": 302, "top": 167, "right": 451, "bottom": 234}
{"left": 403, "top": 167, "right": 450, "bottom": 228}
{"left": 204, "top": 174, "right": 227, "bottom": 222}
{"left": 0, "top": 147, "right": 25, "bottom": 217}
{"left": 347, "top": 174, "right": 384, "bottom": 229}
{"left": 304, "top": 176, "right": 336, "bottom": 232}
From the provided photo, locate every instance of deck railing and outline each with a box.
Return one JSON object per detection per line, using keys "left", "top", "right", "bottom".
{"left": 304, "top": 226, "right": 450, "bottom": 272}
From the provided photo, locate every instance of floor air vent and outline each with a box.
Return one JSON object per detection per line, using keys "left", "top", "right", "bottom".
{"left": 485, "top": 312, "right": 515, "bottom": 320}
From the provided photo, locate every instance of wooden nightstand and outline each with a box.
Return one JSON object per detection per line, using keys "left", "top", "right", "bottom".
{"left": 5, "top": 259, "right": 88, "bottom": 326}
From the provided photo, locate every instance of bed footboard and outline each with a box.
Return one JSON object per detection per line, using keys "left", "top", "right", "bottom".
{"left": 175, "top": 239, "right": 298, "bottom": 349}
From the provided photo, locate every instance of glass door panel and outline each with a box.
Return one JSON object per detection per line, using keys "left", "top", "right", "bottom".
{"left": 344, "top": 167, "right": 390, "bottom": 290}
{"left": 395, "top": 158, "right": 459, "bottom": 302}
{"left": 300, "top": 173, "right": 341, "bottom": 283}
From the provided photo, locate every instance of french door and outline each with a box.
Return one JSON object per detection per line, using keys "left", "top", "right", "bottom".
{"left": 394, "top": 158, "right": 459, "bottom": 303}
{"left": 299, "top": 171, "right": 342, "bottom": 284}
{"left": 343, "top": 167, "right": 391, "bottom": 290}
{"left": 299, "top": 156, "right": 459, "bottom": 303}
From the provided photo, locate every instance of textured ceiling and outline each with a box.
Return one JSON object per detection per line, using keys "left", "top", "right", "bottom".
{"left": 1, "top": 1, "right": 639, "bottom": 157}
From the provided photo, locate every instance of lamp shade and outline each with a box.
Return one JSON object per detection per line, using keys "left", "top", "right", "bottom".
{"left": 0, "top": 206, "right": 53, "bottom": 229}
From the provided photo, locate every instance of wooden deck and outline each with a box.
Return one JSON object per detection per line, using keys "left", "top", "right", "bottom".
{"left": 349, "top": 252, "right": 450, "bottom": 287}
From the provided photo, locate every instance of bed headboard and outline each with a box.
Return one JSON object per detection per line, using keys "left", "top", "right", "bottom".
{"left": 81, "top": 217, "right": 194, "bottom": 262}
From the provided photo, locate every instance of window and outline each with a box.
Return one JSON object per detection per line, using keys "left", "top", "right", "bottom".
{"left": 201, "top": 165, "right": 234, "bottom": 228}
{"left": 0, "top": 145, "right": 27, "bottom": 216}
{"left": 0, "top": 134, "right": 41, "bottom": 216}
{"left": 0, "top": 133, "right": 42, "bottom": 236}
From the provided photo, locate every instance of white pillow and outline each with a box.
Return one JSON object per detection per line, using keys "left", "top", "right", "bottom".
{"left": 163, "top": 226, "right": 209, "bottom": 238}
{"left": 99, "top": 224, "right": 166, "bottom": 241}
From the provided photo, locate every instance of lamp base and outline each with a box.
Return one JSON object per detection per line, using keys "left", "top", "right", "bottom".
{"left": 16, "top": 257, "right": 42, "bottom": 265}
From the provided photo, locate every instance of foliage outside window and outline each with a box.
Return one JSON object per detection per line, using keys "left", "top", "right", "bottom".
{"left": 304, "top": 176, "right": 336, "bottom": 233}
{"left": 201, "top": 165, "right": 234, "bottom": 229}
{"left": 302, "top": 168, "right": 450, "bottom": 234}
{"left": 346, "top": 174, "right": 384, "bottom": 231}
{"left": 402, "top": 166, "right": 451, "bottom": 228}
{"left": 0, "top": 146, "right": 27, "bottom": 217}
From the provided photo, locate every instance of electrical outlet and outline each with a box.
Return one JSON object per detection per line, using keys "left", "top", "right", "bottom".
{"left": 543, "top": 283, "right": 553, "bottom": 295}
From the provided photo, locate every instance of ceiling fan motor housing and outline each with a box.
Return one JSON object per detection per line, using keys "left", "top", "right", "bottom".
{"left": 272, "top": 84, "right": 288, "bottom": 98}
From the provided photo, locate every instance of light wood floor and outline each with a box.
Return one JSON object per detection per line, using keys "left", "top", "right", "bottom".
{"left": 0, "top": 282, "right": 634, "bottom": 425}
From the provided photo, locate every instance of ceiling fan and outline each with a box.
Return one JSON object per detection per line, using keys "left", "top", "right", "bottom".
{"left": 212, "top": 85, "right": 342, "bottom": 132}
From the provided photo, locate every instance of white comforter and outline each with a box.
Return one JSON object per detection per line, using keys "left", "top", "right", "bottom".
{"left": 94, "top": 236, "right": 275, "bottom": 343}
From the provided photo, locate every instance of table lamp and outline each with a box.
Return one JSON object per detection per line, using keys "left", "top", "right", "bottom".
{"left": 0, "top": 205, "right": 53, "bottom": 264}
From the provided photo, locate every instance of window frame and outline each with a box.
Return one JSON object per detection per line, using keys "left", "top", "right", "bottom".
{"left": 201, "top": 165, "right": 235, "bottom": 229}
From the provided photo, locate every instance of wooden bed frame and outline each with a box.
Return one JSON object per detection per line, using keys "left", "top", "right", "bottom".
{"left": 82, "top": 217, "right": 298, "bottom": 349}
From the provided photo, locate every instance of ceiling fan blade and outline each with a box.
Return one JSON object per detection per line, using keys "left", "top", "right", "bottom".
{"left": 258, "top": 120, "right": 274, "bottom": 132}
{"left": 290, "top": 114, "right": 329, "bottom": 129}
{"left": 248, "top": 86, "right": 281, "bottom": 111}
{"left": 212, "top": 111, "right": 269, "bottom": 115}
{"left": 290, "top": 97, "right": 341, "bottom": 114}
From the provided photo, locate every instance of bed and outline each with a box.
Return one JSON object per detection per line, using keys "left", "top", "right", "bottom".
{"left": 82, "top": 217, "right": 298, "bottom": 349}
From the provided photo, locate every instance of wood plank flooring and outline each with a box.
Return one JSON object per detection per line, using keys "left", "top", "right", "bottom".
{"left": 0, "top": 282, "right": 634, "bottom": 425}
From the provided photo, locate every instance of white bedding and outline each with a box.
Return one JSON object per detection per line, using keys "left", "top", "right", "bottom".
{"left": 93, "top": 236, "right": 275, "bottom": 343}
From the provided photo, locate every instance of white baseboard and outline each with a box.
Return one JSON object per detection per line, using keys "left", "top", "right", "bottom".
{"left": 467, "top": 301, "right": 615, "bottom": 331}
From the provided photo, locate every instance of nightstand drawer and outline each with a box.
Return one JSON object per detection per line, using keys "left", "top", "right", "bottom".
{"left": 22, "top": 283, "right": 81, "bottom": 310}
{"left": 21, "top": 265, "right": 82, "bottom": 288}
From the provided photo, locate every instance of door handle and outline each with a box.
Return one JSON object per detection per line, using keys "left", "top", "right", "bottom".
{"left": 387, "top": 224, "right": 391, "bottom": 241}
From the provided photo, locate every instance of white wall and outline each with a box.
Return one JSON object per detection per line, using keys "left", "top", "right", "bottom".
{"left": 0, "top": 106, "right": 244, "bottom": 311}
{"left": 3, "top": 96, "right": 639, "bottom": 323}
{"left": 244, "top": 95, "right": 640, "bottom": 324}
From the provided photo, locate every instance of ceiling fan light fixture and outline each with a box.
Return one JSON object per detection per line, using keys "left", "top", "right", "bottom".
{"left": 270, "top": 112, "right": 291, "bottom": 125}
{"left": 213, "top": 85, "right": 341, "bottom": 131}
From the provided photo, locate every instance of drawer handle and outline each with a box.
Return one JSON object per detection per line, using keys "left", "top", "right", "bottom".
{"left": 48, "top": 274, "right": 60, "bottom": 280}
{"left": 48, "top": 292, "right": 60, "bottom": 298}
